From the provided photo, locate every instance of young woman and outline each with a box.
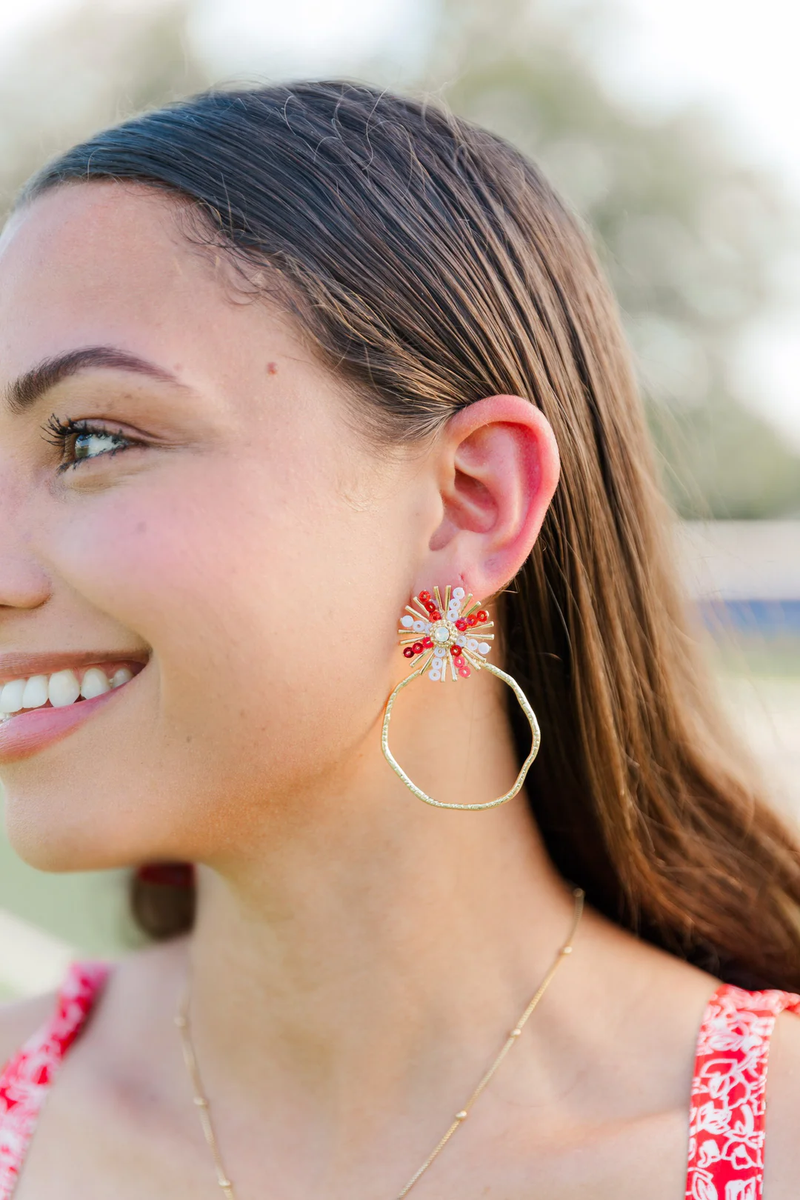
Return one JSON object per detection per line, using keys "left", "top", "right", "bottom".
{"left": 0, "top": 81, "right": 798, "bottom": 1199}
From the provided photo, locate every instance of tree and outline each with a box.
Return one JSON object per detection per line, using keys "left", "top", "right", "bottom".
{"left": 419, "top": 0, "right": 800, "bottom": 517}
{"left": 1, "top": 0, "right": 797, "bottom": 517}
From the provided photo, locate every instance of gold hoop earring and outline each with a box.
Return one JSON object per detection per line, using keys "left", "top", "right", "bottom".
{"left": 381, "top": 584, "right": 541, "bottom": 810}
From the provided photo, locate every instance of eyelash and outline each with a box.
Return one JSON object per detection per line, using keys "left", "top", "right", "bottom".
{"left": 41, "top": 414, "right": 140, "bottom": 473}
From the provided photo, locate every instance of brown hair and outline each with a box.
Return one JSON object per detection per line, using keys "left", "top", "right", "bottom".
{"left": 21, "top": 81, "right": 800, "bottom": 987}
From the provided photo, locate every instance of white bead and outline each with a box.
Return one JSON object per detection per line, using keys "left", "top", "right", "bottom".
{"left": 434, "top": 647, "right": 447, "bottom": 658}
{"left": 467, "top": 639, "right": 478, "bottom": 651}
{"left": 478, "top": 643, "right": 490, "bottom": 655}
{"left": 456, "top": 635, "right": 466, "bottom": 647}
{"left": 413, "top": 620, "right": 426, "bottom": 633}
{"left": 452, "top": 586, "right": 465, "bottom": 599}
{"left": 428, "top": 668, "right": 441, "bottom": 681}
{"left": 400, "top": 615, "right": 414, "bottom": 628}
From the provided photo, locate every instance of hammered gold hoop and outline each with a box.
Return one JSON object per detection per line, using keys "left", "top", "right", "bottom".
{"left": 381, "top": 584, "right": 541, "bottom": 811}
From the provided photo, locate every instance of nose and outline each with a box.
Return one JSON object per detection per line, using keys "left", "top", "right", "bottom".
{"left": 0, "top": 456, "right": 52, "bottom": 611}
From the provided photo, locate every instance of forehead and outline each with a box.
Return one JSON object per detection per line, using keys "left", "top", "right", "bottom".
{"left": 0, "top": 183, "right": 268, "bottom": 391}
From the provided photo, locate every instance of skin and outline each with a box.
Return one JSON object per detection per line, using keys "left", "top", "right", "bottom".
{"left": 0, "top": 181, "right": 797, "bottom": 1199}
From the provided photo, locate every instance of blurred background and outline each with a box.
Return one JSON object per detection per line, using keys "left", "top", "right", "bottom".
{"left": 0, "top": 0, "right": 798, "bottom": 997}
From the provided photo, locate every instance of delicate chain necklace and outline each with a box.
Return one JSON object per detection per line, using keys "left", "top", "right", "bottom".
{"left": 175, "top": 886, "right": 584, "bottom": 1199}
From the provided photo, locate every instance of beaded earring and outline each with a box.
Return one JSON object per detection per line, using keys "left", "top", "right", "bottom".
{"left": 381, "top": 584, "right": 541, "bottom": 810}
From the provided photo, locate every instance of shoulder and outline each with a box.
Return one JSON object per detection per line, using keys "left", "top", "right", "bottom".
{"left": 0, "top": 989, "right": 58, "bottom": 1073}
{"left": 762, "top": 1000, "right": 800, "bottom": 1198}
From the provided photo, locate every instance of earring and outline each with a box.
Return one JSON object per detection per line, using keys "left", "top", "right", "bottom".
{"left": 135, "top": 862, "right": 195, "bottom": 887}
{"left": 381, "top": 584, "right": 541, "bottom": 810}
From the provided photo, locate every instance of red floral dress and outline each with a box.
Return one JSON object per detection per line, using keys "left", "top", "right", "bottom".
{"left": 0, "top": 964, "right": 798, "bottom": 1198}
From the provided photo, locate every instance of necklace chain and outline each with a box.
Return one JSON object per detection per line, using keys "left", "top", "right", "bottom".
{"left": 175, "top": 886, "right": 585, "bottom": 1199}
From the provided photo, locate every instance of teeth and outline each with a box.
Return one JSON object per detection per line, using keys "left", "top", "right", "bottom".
{"left": 22, "top": 675, "right": 49, "bottom": 709}
{"left": 80, "top": 667, "right": 111, "bottom": 700}
{"left": 0, "top": 663, "right": 136, "bottom": 718}
{"left": 49, "top": 669, "right": 81, "bottom": 708}
{"left": 0, "top": 678, "right": 25, "bottom": 714}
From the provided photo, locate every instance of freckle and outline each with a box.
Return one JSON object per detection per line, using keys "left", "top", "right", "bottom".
{"left": 135, "top": 521, "right": 147, "bottom": 534}
{"left": 266, "top": 362, "right": 278, "bottom": 375}
{"left": 186, "top": 735, "right": 192, "bottom": 743}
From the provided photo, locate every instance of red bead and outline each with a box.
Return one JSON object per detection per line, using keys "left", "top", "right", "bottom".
{"left": 455, "top": 618, "right": 468, "bottom": 631}
{"left": 476, "top": 610, "right": 488, "bottom": 623}
{"left": 467, "top": 614, "right": 478, "bottom": 627}
{"left": 422, "top": 636, "right": 433, "bottom": 648}
{"left": 458, "top": 665, "right": 471, "bottom": 678}
{"left": 403, "top": 647, "right": 415, "bottom": 658}
{"left": 451, "top": 644, "right": 462, "bottom": 656}
{"left": 430, "top": 610, "right": 442, "bottom": 620}
{"left": 412, "top": 642, "right": 424, "bottom": 654}
{"left": 419, "top": 590, "right": 431, "bottom": 603}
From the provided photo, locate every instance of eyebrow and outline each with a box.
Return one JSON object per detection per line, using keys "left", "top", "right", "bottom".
{"left": 5, "top": 346, "right": 184, "bottom": 415}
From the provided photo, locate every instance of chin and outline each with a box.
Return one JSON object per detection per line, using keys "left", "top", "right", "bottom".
{"left": 3, "top": 792, "right": 145, "bottom": 875}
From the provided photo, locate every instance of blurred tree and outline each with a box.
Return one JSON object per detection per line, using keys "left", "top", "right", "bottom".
{"left": 0, "top": 0, "right": 797, "bottom": 517}
{"left": 420, "top": 0, "right": 800, "bottom": 517}
{"left": 0, "top": 0, "right": 208, "bottom": 211}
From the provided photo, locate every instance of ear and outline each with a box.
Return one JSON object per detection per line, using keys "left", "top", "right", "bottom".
{"left": 423, "top": 395, "right": 560, "bottom": 599}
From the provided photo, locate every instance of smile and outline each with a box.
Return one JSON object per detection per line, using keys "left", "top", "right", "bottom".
{"left": 0, "top": 661, "right": 147, "bottom": 762}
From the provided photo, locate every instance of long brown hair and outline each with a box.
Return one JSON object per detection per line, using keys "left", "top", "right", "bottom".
{"left": 21, "top": 81, "right": 800, "bottom": 987}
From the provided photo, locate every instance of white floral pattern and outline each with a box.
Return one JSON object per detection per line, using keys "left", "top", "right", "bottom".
{"left": 0, "top": 960, "right": 111, "bottom": 1198}
{"left": 686, "top": 983, "right": 800, "bottom": 1200}
{"left": 0, "top": 967, "right": 798, "bottom": 1198}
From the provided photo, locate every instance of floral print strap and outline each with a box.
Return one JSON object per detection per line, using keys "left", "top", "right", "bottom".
{"left": 686, "top": 982, "right": 800, "bottom": 1200}
{"left": 0, "top": 965, "right": 798, "bottom": 1200}
{"left": 0, "top": 959, "right": 111, "bottom": 1199}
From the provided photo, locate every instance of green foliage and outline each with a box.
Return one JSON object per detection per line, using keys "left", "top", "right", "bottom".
{"left": 419, "top": 0, "right": 800, "bottom": 517}
{"left": 0, "top": 0, "right": 797, "bottom": 516}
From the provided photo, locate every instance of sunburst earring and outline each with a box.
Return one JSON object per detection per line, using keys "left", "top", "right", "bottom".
{"left": 381, "top": 584, "right": 541, "bottom": 810}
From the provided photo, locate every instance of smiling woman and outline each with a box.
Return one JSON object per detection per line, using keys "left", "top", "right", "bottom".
{"left": 0, "top": 82, "right": 799, "bottom": 1200}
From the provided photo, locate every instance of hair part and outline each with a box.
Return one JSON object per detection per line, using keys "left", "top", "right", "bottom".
{"left": 22, "top": 80, "right": 800, "bottom": 988}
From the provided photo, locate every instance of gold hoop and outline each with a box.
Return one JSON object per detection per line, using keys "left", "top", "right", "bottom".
{"left": 381, "top": 585, "right": 541, "bottom": 811}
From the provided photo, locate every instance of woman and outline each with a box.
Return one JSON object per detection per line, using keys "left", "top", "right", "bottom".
{"left": 0, "top": 80, "right": 798, "bottom": 1199}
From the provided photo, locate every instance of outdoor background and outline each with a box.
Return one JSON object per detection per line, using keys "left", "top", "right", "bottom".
{"left": 0, "top": 0, "right": 798, "bottom": 997}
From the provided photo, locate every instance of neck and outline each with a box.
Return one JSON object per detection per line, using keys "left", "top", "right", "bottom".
{"left": 178, "top": 666, "right": 583, "bottom": 1132}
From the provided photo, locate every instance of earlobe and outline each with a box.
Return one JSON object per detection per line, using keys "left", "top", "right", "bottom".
{"left": 428, "top": 395, "right": 560, "bottom": 598}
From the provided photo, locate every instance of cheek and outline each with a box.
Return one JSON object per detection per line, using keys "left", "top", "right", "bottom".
{"left": 42, "top": 455, "right": 408, "bottom": 840}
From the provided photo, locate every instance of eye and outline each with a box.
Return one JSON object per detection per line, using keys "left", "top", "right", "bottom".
{"left": 41, "top": 414, "right": 142, "bottom": 472}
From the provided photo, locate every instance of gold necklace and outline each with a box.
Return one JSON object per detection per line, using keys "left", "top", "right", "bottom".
{"left": 175, "top": 886, "right": 584, "bottom": 1199}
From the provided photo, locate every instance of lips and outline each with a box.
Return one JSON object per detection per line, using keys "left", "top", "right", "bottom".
{"left": 0, "top": 661, "right": 146, "bottom": 764}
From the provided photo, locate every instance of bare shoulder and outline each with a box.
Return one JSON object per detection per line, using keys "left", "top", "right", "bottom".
{"left": 762, "top": 1005, "right": 800, "bottom": 1198}
{"left": 0, "top": 988, "right": 58, "bottom": 1069}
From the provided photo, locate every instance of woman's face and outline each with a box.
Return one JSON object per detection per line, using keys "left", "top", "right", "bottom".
{"left": 0, "top": 183, "right": 433, "bottom": 871}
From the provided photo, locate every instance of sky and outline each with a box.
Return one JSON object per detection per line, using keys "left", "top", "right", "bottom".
{"left": 0, "top": 0, "right": 798, "bottom": 447}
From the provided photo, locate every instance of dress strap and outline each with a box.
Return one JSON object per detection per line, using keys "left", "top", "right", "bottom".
{"left": 0, "top": 959, "right": 111, "bottom": 1200}
{"left": 686, "top": 982, "right": 800, "bottom": 1200}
